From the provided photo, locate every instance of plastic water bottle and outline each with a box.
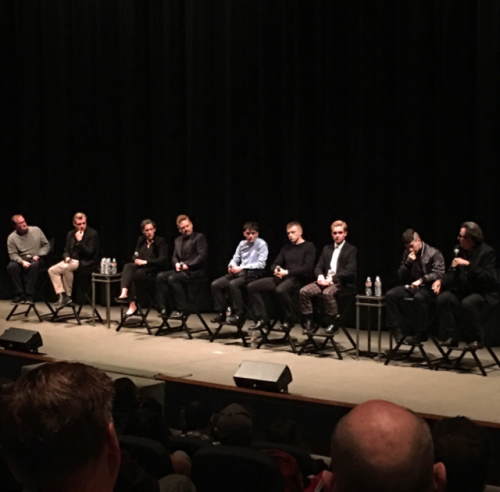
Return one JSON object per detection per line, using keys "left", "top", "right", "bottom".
{"left": 111, "top": 258, "right": 117, "bottom": 275}
{"left": 250, "top": 332, "right": 258, "bottom": 349}
{"left": 100, "top": 258, "right": 105, "bottom": 274}
{"left": 375, "top": 276, "right": 382, "bottom": 297}
{"left": 105, "top": 258, "right": 110, "bottom": 275}
{"left": 365, "top": 277, "right": 372, "bottom": 296}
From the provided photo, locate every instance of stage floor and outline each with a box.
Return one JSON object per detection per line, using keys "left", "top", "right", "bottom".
{"left": 1, "top": 300, "right": 499, "bottom": 425}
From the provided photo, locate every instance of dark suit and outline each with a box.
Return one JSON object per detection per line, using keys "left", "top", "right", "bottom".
{"left": 63, "top": 226, "right": 99, "bottom": 269}
{"left": 437, "top": 242, "right": 499, "bottom": 341}
{"left": 121, "top": 236, "right": 168, "bottom": 300}
{"left": 300, "top": 242, "right": 357, "bottom": 317}
{"left": 156, "top": 231, "right": 208, "bottom": 313}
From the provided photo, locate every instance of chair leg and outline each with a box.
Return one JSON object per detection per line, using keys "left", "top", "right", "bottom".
{"left": 384, "top": 339, "right": 405, "bottom": 366}
{"left": 136, "top": 304, "right": 153, "bottom": 335}
{"left": 6, "top": 304, "right": 19, "bottom": 321}
{"left": 486, "top": 346, "right": 500, "bottom": 368}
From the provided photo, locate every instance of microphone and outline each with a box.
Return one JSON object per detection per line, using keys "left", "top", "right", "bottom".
{"left": 450, "top": 247, "right": 460, "bottom": 271}
{"left": 134, "top": 252, "right": 139, "bottom": 258}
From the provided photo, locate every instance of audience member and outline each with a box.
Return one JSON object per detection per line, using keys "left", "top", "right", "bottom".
{"left": 265, "top": 419, "right": 303, "bottom": 448}
{"left": 214, "top": 403, "right": 253, "bottom": 447}
{"left": 432, "top": 416, "right": 490, "bottom": 492}
{"left": 181, "top": 400, "right": 214, "bottom": 441}
{"left": 113, "top": 377, "right": 142, "bottom": 434}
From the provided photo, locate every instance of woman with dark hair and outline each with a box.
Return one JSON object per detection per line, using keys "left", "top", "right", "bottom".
{"left": 116, "top": 219, "right": 168, "bottom": 315}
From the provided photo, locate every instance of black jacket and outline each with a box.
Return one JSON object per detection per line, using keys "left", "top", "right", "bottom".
{"left": 314, "top": 242, "right": 357, "bottom": 289}
{"left": 442, "top": 242, "right": 499, "bottom": 305}
{"left": 63, "top": 226, "right": 99, "bottom": 268}
{"left": 398, "top": 242, "right": 445, "bottom": 285}
{"left": 172, "top": 231, "right": 207, "bottom": 272}
{"left": 132, "top": 236, "right": 168, "bottom": 270}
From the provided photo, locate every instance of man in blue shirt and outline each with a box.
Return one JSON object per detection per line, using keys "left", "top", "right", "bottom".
{"left": 211, "top": 221, "right": 268, "bottom": 325}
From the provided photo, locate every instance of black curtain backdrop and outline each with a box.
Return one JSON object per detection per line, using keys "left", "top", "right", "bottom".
{"left": 1, "top": 0, "right": 500, "bottom": 297}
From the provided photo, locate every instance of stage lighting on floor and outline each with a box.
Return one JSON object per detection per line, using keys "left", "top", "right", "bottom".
{"left": 233, "top": 360, "right": 292, "bottom": 393}
{"left": 0, "top": 327, "right": 43, "bottom": 353}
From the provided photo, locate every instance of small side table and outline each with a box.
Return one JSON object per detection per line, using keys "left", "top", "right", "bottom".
{"left": 355, "top": 295, "right": 387, "bottom": 360}
{"left": 92, "top": 273, "right": 122, "bottom": 327}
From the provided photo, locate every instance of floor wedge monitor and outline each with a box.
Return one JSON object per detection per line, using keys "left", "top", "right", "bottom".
{"left": 234, "top": 360, "right": 292, "bottom": 393}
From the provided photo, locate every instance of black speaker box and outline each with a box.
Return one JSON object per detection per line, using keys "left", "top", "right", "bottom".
{"left": 233, "top": 360, "right": 292, "bottom": 393}
{"left": 0, "top": 327, "right": 43, "bottom": 353}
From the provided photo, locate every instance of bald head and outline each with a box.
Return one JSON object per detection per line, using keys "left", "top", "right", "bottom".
{"left": 331, "top": 400, "right": 437, "bottom": 492}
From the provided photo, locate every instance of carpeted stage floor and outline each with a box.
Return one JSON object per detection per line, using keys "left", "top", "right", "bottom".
{"left": 1, "top": 300, "right": 499, "bottom": 425}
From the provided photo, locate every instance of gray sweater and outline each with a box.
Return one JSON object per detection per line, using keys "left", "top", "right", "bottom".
{"left": 7, "top": 226, "right": 50, "bottom": 263}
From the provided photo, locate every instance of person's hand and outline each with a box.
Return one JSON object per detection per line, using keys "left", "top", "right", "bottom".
{"left": 407, "top": 251, "right": 416, "bottom": 262}
{"left": 452, "top": 257, "right": 469, "bottom": 268}
{"left": 32, "top": 255, "right": 40, "bottom": 262}
{"left": 181, "top": 263, "right": 189, "bottom": 271}
{"left": 135, "top": 259, "right": 147, "bottom": 266}
{"left": 411, "top": 279, "right": 422, "bottom": 289}
{"left": 275, "top": 269, "right": 288, "bottom": 279}
{"left": 22, "top": 261, "right": 31, "bottom": 269}
{"left": 432, "top": 279, "right": 441, "bottom": 295}
{"left": 75, "top": 230, "right": 84, "bottom": 242}
{"left": 175, "top": 262, "right": 182, "bottom": 272}
{"left": 64, "top": 257, "right": 71, "bottom": 264}
{"left": 232, "top": 266, "right": 243, "bottom": 274}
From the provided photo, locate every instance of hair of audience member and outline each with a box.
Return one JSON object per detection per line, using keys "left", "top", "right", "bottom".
{"left": 243, "top": 221, "right": 259, "bottom": 232}
{"left": 461, "top": 221, "right": 483, "bottom": 245}
{"left": 402, "top": 228, "right": 420, "bottom": 244}
{"left": 331, "top": 220, "right": 348, "bottom": 232}
{"left": 0, "top": 361, "right": 115, "bottom": 490}
{"left": 73, "top": 212, "right": 87, "bottom": 222}
{"left": 184, "top": 400, "right": 213, "bottom": 432}
{"left": 265, "top": 419, "right": 302, "bottom": 447}
{"left": 330, "top": 401, "right": 436, "bottom": 492}
{"left": 286, "top": 221, "right": 303, "bottom": 231}
{"left": 140, "top": 218, "right": 156, "bottom": 231}
{"left": 112, "top": 377, "right": 141, "bottom": 412}
{"left": 432, "top": 416, "right": 490, "bottom": 492}
{"left": 176, "top": 214, "right": 190, "bottom": 225}
{"left": 214, "top": 403, "right": 253, "bottom": 447}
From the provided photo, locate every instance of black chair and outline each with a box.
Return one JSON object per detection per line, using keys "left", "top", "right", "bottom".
{"left": 168, "top": 435, "right": 214, "bottom": 458}
{"left": 298, "top": 288, "right": 358, "bottom": 359}
{"left": 118, "top": 435, "right": 173, "bottom": 480}
{"left": 156, "top": 277, "right": 213, "bottom": 339}
{"left": 192, "top": 446, "right": 284, "bottom": 492}
{"left": 252, "top": 441, "right": 316, "bottom": 482}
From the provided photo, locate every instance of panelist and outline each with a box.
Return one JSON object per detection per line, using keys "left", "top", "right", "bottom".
{"left": 211, "top": 221, "right": 268, "bottom": 325}
{"left": 300, "top": 220, "right": 357, "bottom": 335}
{"left": 385, "top": 229, "right": 445, "bottom": 345}
{"left": 116, "top": 219, "right": 168, "bottom": 316}
{"left": 435, "top": 222, "right": 498, "bottom": 350}
{"left": 156, "top": 215, "right": 207, "bottom": 319}
{"left": 248, "top": 221, "right": 315, "bottom": 332}
{"left": 48, "top": 212, "right": 99, "bottom": 310}
{"left": 7, "top": 215, "right": 51, "bottom": 304}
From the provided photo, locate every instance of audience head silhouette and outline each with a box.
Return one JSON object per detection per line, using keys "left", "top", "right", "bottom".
{"left": 0, "top": 362, "right": 120, "bottom": 492}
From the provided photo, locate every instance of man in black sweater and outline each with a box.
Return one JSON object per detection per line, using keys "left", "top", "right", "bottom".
{"left": 248, "top": 221, "right": 316, "bottom": 331}
{"left": 435, "top": 222, "right": 498, "bottom": 350}
{"left": 156, "top": 215, "right": 207, "bottom": 319}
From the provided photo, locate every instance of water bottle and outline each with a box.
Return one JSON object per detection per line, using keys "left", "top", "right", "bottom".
{"left": 111, "top": 258, "right": 117, "bottom": 275}
{"left": 105, "top": 258, "right": 110, "bottom": 275}
{"left": 374, "top": 276, "right": 382, "bottom": 297}
{"left": 100, "top": 258, "right": 105, "bottom": 274}
{"left": 365, "top": 277, "right": 372, "bottom": 296}
{"left": 250, "top": 332, "right": 258, "bottom": 349}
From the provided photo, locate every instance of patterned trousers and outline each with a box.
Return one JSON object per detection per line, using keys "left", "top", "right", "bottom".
{"left": 300, "top": 281, "right": 339, "bottom": 316}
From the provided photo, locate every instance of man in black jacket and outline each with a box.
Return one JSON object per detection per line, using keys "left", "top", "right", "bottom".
{"left": 300, "top": 220, "right": 357, "bottom": 335}
{"left": 435, "top": 222, "right": 498, "bottom": 350}
{"left": 247, "top": 221, "right": 315, "bottom": 331}
{"left": 156, "top": 215, "right": 207, "bottom": 319}
{"left": 48, "top": 212, "right": 99, "bottom": 309}
{"left": 385, "top": 229, "right": 445, "bottom": 345}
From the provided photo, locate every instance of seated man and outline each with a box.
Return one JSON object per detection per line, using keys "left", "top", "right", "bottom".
{"left": 211, "top": 221, "right": 268, "bottom": 325}
{"left": 156, "top": 214, "right": 207, "bottom": 318}
{"left": 300, "top": 220, "right": 356, "bottom": 335}
{"left": 385, "top": 229, "right": 445, "bottom": 344}
{"left": 435, "top": 221, "right": 498, "bottom": 350}
{"left": 248, "top": 221, "right": 315, "bottom": 331}
{"left": 116, "top": 219, "right": 168, "bottom": 315}
{"left": 311, "top": 400, "right": 446, "bottom": 492}
{"left": 48, "top": 212, "right": 99, "bottom": 309}
{"left": 6, "top": 214, "right": 50, "bottom": 304}
{"left": 0, "top": 361, "right": 121, "bottom": 492}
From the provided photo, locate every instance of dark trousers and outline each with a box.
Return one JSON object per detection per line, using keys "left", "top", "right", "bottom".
{"left": 247, "top": 276, "right": 301, "bottom": 322}
{"left": 156, "top": 270, "right": 204, "bottom": 313}
{"left": 211, "top": 270, "right": 264, "bottom": 314}
{"left": 436, "top": 291, "right": 487, "bottom": 341}
{"left": 385, "top": 285, "right": 435, "bottom": 336}
{"left": 7, "top": 261, "right": 40, "bottom": 296}
{"left": 120, "top": 263, "right": 151, "bottom": 300}
{"left": 300, "top": 282, "right": 339, "bottom": 317}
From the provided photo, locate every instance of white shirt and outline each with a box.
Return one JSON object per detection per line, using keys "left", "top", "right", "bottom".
{"left": 328, "top": 241, "right": 345, "bottom": 278}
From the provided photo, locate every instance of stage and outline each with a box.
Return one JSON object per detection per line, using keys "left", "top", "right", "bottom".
{"left": 1, "top": 300, "right": 499, "bottom": 427}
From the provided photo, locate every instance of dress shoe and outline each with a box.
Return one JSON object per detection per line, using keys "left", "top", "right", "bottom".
{"left": 226, "top": 314, "right": 244, "bottom": 326}
{"left": 115, "top": 296, "right": 129, "bottom": 303}
{"left": 210, "top": 312, "right": 226, "bottom": 324}
{"left": 404, "top": 332, "right": 428, "bottom": 345}
{"left": 25, "top": 295, "right": 34, "bottom": 304}
{"left": 158, "top": 308, "right": 168, "bottom": 318}
{"left": 170, "top": 310, "right": 188, "bottom": 320}
{"left": 320, "top": 325, "right": 339, "bottom": 336}
{"left": 279, "top": 321, "right": 295, "bottom": 332}
{"left": 248, "top": 320, "right": 269, "bottom": 332}
{"left": 440, "top": 337, "right": 460, "bottom": 348}
{"left": 54, "top": 293, "right": 72, "bottom": 310}
{"left": 125, "top": 308, "right": 138, "bottom": 317}
{"left": 302, "top": 319, "right": 315, "bottom": 335}
{"left": 392, "top": 327, "right": 405, "bottom": 343}
{"left": 12, "top": 294, "right": 25, "bottom": 304}
{"left": 467, "top": 340, "right": 484, "bottom": 351}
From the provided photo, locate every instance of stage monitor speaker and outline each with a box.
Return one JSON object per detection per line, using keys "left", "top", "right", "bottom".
{"left": 233, "top": 360, "right": 292, "bottom": 393}
{"left": 0, "top": 328, "right": 43, "bottom": 353}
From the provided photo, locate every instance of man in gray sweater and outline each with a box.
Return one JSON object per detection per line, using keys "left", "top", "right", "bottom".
{"left": 7, "top": 215, "right": 50, "bottom": 303}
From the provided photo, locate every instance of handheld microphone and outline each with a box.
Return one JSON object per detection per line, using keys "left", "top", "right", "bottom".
{"left": 450, "top": 247, "right": 460, "bottom": 271}
{"left": 134, "top": 252, "right": 139, "bottom": 258}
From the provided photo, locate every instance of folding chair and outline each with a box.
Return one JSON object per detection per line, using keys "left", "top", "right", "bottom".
{"left": 298, "top": 288, "right": 357, "bottom": 359}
